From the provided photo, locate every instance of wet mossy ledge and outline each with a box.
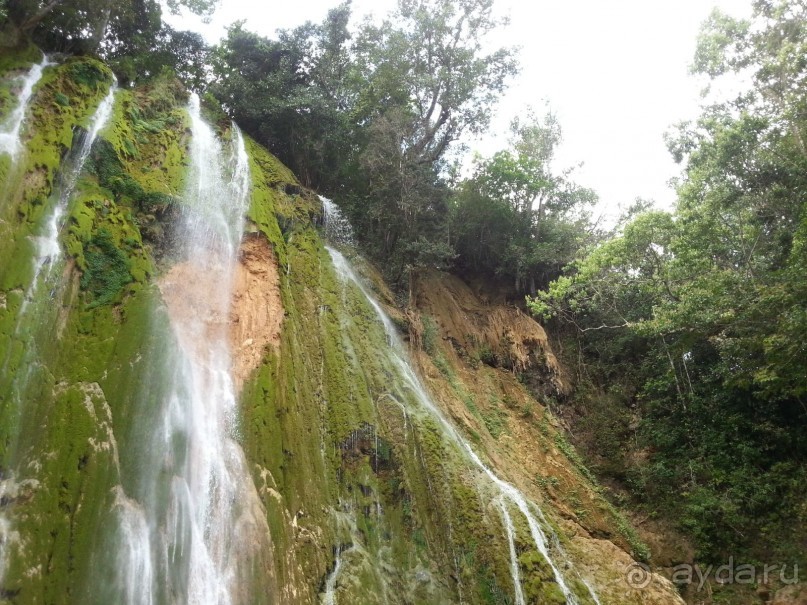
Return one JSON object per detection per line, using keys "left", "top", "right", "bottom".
{"left": 0, "top": 45, "right": 682, "bottom": 605}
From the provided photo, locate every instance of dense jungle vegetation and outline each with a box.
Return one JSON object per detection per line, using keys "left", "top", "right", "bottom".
{"left": 2, "top": 0, "right": 805, "bottom": 574}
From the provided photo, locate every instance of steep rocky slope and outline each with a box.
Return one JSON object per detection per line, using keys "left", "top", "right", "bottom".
{"left": 0, "top": 44, "right": 684, "bottom": 604}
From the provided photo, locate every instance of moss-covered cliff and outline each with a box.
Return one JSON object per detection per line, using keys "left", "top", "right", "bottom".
{"left": 0, "top": 46, "right": 683, "bottom": 605}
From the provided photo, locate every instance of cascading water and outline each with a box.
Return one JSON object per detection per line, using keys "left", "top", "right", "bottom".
{"left": 25, "top": 82, "right": 117, "bottom": 308}
{"left": 320, "top": 196, "right": 354, "bottom": 246}
{"left": 0, "top": 82, "right": 117, "bottom": 585}
{"left": 111, "top": 93, "right": 274, "bottom": 605}
{"left": 322, "top": 201, "right": 600, "bottom": 605}
{"left": 0, "top": 81, "right": 117, "bottom": 380}
{"left": 0, "top": 56, "right": 51, "bottom": 159}
{"left": 498, "top": 496, "right": 526, "bottom": 605}
{"left": 321, "top": 504, "right": 360, "bottom": 605}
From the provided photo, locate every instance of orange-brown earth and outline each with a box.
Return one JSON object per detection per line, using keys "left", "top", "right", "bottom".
{"left": 159, "top": 233, "right": 283, "bottom": 393}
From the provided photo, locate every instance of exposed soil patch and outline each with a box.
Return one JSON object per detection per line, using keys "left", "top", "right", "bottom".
{"left": 414, "top": 269, "right": 568, "bottom": 395}
{"left": 230, "top": 233, "right": 283, "bottom": 392}
{"left": 159, "top": 233, "right": 283, "bottom": 393}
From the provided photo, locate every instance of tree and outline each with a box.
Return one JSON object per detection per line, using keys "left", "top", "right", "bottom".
{"left": 531, "top": 0, "right": 807, "bottom": 560}
{"left": 332, "top": 0, "right": 517, "bottom": 281}
{"left": 2, "top": 0, "right": 216, "bottom": 54}
{"left": 210, "top": 6, "right": 354, "bottom": 190}
{"left": 693, "top": 1, "right": 807, "bottom": 157}
{"left": 453, "top": 112, "right": 597, "bottom": 294}
{"left": 108, "top": 25, "right": 210, "bottom": 88}
{"left": 208, "top": 0, "right": 516, "bottom": 282}
{"left": 353, "top": 0, "right": 516, "bottom": 164}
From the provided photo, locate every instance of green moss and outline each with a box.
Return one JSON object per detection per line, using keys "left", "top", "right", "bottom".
{"left": 66, "top": 61, "right": 109, "bottom": 89}
{"left": 89, "top": 137, "right": 178, "bottom": 214}
{"left": 0, "top": 276, "right": 165, "bottom": 603}
{"left": 481, "top": 407, "right": 507, "bottom": 440}
{"left": 0, "top": 56, "right": 115, "bottom": 290}
{"left": 518, "top": 551, "right": 566, "bottom": 604}
{"left": 554, "top": 431, "right": 598, "bottom": 486}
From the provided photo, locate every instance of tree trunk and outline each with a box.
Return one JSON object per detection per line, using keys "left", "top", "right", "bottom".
{"left": 18, "top": 0, "right": 64, "bottom": 33}
{"left": 87, "top": 5, "right": 112, "bottom": 53}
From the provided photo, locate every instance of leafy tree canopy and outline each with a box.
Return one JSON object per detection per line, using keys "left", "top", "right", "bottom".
{"left": 531, "top": 0, "right": 807, "bottom": 560}
{"left": 453, "top": 111, "right": 597, "bottom": 294}
{"left": 2, "top": 0, "right": 216, "bottom": 58}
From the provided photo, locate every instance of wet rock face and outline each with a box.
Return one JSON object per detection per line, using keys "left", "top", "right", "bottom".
{"left": 0, "top": 44, "right": 692, "bottom": 605}
{"left": 160, "top": 231, "right": 283, "bottom": 396}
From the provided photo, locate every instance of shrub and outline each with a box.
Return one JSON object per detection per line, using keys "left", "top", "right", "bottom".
{"left": 80, "top": 228, "right": 132, "bottom": 306}
{"left": 421, "top": 315, "right": 438, "bottom": 355}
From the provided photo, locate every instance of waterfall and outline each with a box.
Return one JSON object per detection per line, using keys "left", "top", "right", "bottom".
{"left": 498, "top": 497, "right": 526, "bottom": 605}
{"left": 322, "top": 200, "right": 600, "bottom": 604}
{"left": 0, "top": 82, "right": 117, "bottom": 586}
{"left": 321, "top": 506, "right": 357, "bottom": 605}
{"left": 0, "top": 56, "right": 51, "bottom": 159}
{"left": 25, "top": 82, "right": 117, "bottom": 307}
{"left": 322, "top": 548, "right": 346, "bottom": 605}
{"left": 320, "top": 195, "right": 354, "bottom": 246}
{"left": 113, "top": 93, "right": 273, "bottom": 605}
{"left": 0, "top": 81, "right": 117, "bottom": 372}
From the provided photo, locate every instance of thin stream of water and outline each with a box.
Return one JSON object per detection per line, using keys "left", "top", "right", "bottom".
{"left": 24, "top": 83, "right": 117, "bottom": 311}
{"left": 0, "top": 56, "right": 51, "bottom": 159}
{"left": 498, "top": 497, "right": 526, "bottom": 605}
{"left": 0, "top": 82, "right": 118, "bottom": 587}
{"left": 322, "top": 199, "right": 599, "bottom": 604}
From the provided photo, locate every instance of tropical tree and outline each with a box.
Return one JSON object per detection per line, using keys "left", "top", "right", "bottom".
{"left": 210, "top": 4, "right": 354, "bottom": 190}
{"left": 453, "top": 112, "right": 597, "bottom": 294}
{"left": 338, "top": 0, "right": 518, "bottom": 280}
{"left": 2, "top": 0, "right": 216, "bottom": 53}
{"left": 530, "top": 0, "right": 807, "bottom": 560}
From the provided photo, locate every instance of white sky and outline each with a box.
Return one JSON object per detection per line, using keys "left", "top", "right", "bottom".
{"left": 166, "top": 0, "right": 752, "bottom": 221}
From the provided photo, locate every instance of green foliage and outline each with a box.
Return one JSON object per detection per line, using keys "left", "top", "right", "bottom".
{"left": 421, "top": 315, "right": 438, "bottom": 355}
{"left": 531, "top": 0, "right": 807, "bottom": 563}
{"left": 79, "top": 228, "right": 132, "bottom": 306}
{"left": 210, "top": 0, "right": 515, "bottom": 286}
{"left": 452, "top": 112, "right": 597, "bottom": 293}
{"left": 210, "top": 14, "right": 352, "bottom": 191}
{"left": 481, "top": 407, "right": 506, "bottom": 439}
{"left": 340, "top": 0, "right": 516, "bottom": 281}
{"left": 109, "top": 26, "right": 210, "bottom": 88}
{"left": 90, "top": 138, "right": 176, "bottom": 218}
{"left": 477, "top": 343, "right": 495, "bottom": 366}
{"left": 67, "top": 61, "right": 109, "bottom": 89}
{"left": 554, "top": 432, "right": 597, "bottom": 487}
{"left": 5, "top": 0, "right": 216, "bottom": 58}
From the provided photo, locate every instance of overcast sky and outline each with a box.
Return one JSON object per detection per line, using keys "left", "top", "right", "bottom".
{"left": 166, "top": 0, "right": 752, "bottom": 220}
